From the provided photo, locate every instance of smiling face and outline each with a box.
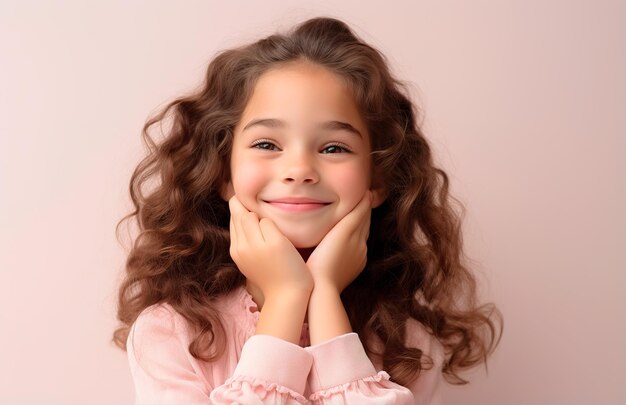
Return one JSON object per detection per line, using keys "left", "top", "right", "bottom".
{"left": 224, "top": 61, "right": 383, "bottom": 248}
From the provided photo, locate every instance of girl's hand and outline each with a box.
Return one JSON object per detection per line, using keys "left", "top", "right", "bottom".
{"left": 306, "top": 191, "right": 373, "bottom": 293}
{"left": 229, "top": 196, "right": 314, "bottom": 299}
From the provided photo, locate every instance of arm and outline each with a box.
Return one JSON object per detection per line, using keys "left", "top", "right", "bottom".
{"left": 210, "top": 334, "right": 312, "bottom": 403}
{"left": 305, "top": 298, "right": 445, "bottom": 404}
{"left": 305, "top": 333, "right": 414, "bottom": 405}
{"left": 127, "top": 196, "right": 317, "bottom": 404}
{"left": 307, "top": 282, "right": 351, "bottom": 344}
{"left": 256, "top": 288, "right": 311, "bottom": 345}
{"left": 305, "top": 316, "right": 446, "bottom": 404}
{"left": 304, "top": 193, "right": 440, "bottom": 403}
{"left": 229, "top": 195, "right": 313, "bottom": 345}
{"left": 128, "top": 304, "right": 313, "bottom": 405}
{"left": 306, "top": 191, "right": 372, "bottom": 346}
{"left": 305, "top": 284, "right": 415, "bottom": 404}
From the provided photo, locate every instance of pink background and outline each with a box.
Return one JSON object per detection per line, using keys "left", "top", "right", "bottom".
{"left": 1, "top": 1, "right": 624, "bottom": 404}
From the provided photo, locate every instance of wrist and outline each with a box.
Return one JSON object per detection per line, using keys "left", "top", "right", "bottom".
{"left": 257, "top": 289, "right": 311, "bottom": 344}
{"left": 267, "top": 277, "right": 313, "bottom": 299}
{"left": 307, "top": 282, "right": 352, "bottom": 345}
{"left": 311, "top": 278, "right": 342, "bottom": 296}
{"left": 265, "top": 286, "right": 312, "bottom": 304}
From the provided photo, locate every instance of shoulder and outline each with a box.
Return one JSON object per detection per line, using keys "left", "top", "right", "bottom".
{"left": 134, "top": 303, "right": 180, "bottom": 327}
{"left": 401, "top": 319, "right": 446, "bottom": 404}
{"left": 128, "top": 303, "right": 188, "bottom": 356}
{"left": 404, "top": 318, "right": 445, "bottom": 368}
{"left": 128, "top": 286, "right": 255, "bottom": 354}
{"left": 367, "top": 317, "right": 445, "bottom": 372}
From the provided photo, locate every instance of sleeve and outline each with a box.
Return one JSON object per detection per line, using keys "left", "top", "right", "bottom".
{"left": 304, "top": 333, "right": 414, "bottom": 404}
{"left": 127, "top": 306, "right": 313, "bottom": 405}
{"left": 209, "top": 335, "right": 312, "bottom": 403}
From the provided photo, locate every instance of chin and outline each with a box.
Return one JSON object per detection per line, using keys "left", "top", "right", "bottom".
{"left": 287, "top": 235, "right": 323, "bottom": 249}
{"left": 280, "top": 229, "right": 326, "bottom": 249}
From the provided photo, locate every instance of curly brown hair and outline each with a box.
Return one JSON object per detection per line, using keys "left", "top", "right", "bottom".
{"left": 113, "top": 16, "right": 503, "bottom": 387}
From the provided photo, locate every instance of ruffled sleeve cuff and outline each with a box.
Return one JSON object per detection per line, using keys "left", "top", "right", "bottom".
{"left": 232, "top": 334, "right": 313, "bottom": 395}
{"left": 305, "top": 332, "right": 379, "bottom": 392}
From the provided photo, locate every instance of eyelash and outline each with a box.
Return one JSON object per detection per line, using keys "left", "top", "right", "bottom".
{"left": 321, "top": 143, "right": 351, "bottom": 154}
{"left": 250, "top": 139, "right": 279, "bottom": 151}
{"left": 250, "top": 139, "right": 352, "bottom": 154}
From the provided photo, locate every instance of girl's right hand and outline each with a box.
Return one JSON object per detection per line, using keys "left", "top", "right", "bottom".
{"left": 228, "top": 196, "right": 314, "bottom": 299}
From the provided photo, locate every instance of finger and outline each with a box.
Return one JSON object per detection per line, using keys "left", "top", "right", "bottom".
{"left": 228, "top": 195, "right": 246, "bottom": 218}
{"left": 349, "top": 191, "right": 372, "bottom": 241}
{"left": 229, "top": 215, "right": 236, "bottom": 243}
{"left": 258, "top": 217, "right": 286, "bottom": 243}
{"left": 350, "top": 190, "right": 373, "bottom": 217}
{"left": 229, "top": 196, "right": 249, "bottom": 246}
{"left": 241, "top": 211, "right": 265, "bottom": 245}
{"left": 229, "top": 215, "right": 241, "bottom": 262}
{"left": 228, "top": 198, "right": 238, "bottom": 246}
{"left": 228, "top": 197, "right": 242, "bottom": 261}
{"left": 360, "top": 210, "right": 372, "bottom": 241}
{"left": 230, "top": 196, "right": 265, "bottom": 244}
{"left": 341, "top": 191, "right": 373, "bottom": 233}
{"left": 360, "top": 190, "right": 374, "bottom": 211}
{"left": 361, "top": 191, "right": 373, "bottom": 226}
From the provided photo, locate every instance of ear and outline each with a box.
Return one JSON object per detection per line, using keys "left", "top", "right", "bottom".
{"left": 370, "top": 186, "right": 388, "bottom": 208}
{"left": 219, "top": 180, "right": 235, "bottom": 201}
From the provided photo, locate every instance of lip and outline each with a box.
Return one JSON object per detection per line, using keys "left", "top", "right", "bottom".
{"left": 263, "top": 197, "right": 331, "bottom": 213}
{"left": 266, "top": 196, "right": 329, "bottom": 204}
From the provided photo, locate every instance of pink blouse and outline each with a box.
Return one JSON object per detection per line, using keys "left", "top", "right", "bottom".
{"left": 127, "top": 285, "right": 445, "bottom": 404}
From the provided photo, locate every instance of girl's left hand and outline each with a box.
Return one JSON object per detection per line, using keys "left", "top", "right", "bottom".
{"left": 306, "top": 191, "right": 373, "bottom": 293}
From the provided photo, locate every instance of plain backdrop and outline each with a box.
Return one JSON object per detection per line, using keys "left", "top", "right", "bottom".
{"left": 1, "top": 1, "right": 624, "bottom": 404}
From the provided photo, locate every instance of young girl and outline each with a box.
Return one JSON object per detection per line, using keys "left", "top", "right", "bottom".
{"left": 113, "top": 16, "right": 503, "bottom": 404}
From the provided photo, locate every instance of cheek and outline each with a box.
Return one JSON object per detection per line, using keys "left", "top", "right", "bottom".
{"left": 231, "top": 159, "right": 268, "bottom": 205}
{"left": 329, "top": 163, "right": 370, "bottom": 204}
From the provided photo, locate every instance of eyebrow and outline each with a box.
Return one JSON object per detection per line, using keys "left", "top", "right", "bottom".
{"left": 242, "top": 118, "right": 363, "bottom": 138}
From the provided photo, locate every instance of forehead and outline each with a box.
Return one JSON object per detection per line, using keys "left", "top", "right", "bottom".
{"left": 235, "top": 62, "right": 367, "bottom": 139}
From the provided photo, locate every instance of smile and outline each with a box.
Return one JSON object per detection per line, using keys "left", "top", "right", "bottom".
{"left": 263, "top": 197, "right": 331, "bottom": 213}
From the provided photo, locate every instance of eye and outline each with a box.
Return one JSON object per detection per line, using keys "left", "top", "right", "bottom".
{"left": 321, "top": 143, "right": 351, "bottom": 154}
{"left": 251, "top": 139, "right": 280, "bottom": 151}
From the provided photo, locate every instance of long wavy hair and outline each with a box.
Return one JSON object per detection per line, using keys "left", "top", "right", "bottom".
{"left": 113, "top": 16, "right": 503, "bottom": 386}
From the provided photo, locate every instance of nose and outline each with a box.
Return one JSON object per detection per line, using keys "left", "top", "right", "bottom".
{"left": 280, "top": 150, "right": 320, "bottom": 185}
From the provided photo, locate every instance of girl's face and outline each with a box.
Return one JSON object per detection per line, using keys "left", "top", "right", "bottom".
{"left": 224, "top": 62, "right": 382, "bottom": 248}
